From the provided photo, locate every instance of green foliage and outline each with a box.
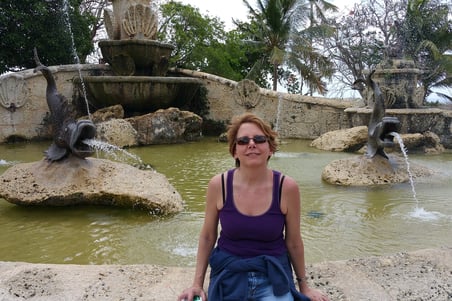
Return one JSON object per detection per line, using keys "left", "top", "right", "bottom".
{"left": 239, "top": 0, "right": 336, "bottom": 93}
{"left": 402, "top": 0, "right": 452, "bottom": 101}
{"left": 158, "top": 1, "right": 248, "bottom": 81}
{"left": 241, "top": 0, "right": 296, "bottom": 90}
{"left": 0, "top": 0, "right": 95, "bottom": 73}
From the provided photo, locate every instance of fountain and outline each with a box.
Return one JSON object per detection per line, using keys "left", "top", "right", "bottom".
{"left": 320, "top": 71, "right": 433, "bottom": 186}
{"left": 0, "top": 55, "right": 184, "bottom": 214}
{"left": 0, "top": 1, "right": 451, "bottom": 290}
{"left": 0, "top": 12, "right": 188, "bottom": 215}
{"left": 75, "top": 0, "right": 203, "bottom": 115}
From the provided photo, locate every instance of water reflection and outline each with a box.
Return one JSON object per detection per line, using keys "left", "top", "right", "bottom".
{"left": 0, "top": 138, "right": 451, "bottom": 266}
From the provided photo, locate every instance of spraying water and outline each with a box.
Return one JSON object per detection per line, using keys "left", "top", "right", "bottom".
{"left": 61, "top": 0, "right": 91, "bottom": 118}
{"left": 391, "top": 132, "right": 418, "bottom": 202}
{"left": 83, "top": 139, "right": 144, "bottom": 166}
{"left": 0, "top": 159, "right": 14, "bottom": 166}
{"left": 390, "top": 132, "right": 442, "bottom": 221}
{"left": 275, "top": 93, "right": 283, "bottom": 133}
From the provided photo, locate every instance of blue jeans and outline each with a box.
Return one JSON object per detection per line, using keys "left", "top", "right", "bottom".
{"left": 246, "top": 271, "right": 294, "bottom": 301}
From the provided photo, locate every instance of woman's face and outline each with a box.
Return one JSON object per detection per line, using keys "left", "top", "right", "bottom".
{"left": 234, "top": 122, "right": 273, "bottom": 167}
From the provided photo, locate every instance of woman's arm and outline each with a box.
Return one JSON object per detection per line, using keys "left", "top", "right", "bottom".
{"left": 281, "top": 176, "right": 330, "bottom": 301}
{"left": 178, "top": 174, "right": 221, "bottom": 301}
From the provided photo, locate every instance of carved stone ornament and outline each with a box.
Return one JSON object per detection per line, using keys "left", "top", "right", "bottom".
{"left": 122, "top": 3, "right": 158, "bottom": 40}
{"left": 104, "top": 8, "right": 119, "bottom": 40}
{"left": 235, "top": 79, "right": 261, "bottom": 109}
{"left": 0, "top": 73, "right": 27, "bottom": 112}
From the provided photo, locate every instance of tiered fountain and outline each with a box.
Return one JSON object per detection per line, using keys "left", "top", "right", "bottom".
{"left": 76, "top": 0, "right": 203, "bottom": 115}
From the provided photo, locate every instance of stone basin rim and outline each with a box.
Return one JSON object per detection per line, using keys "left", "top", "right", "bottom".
{"left": 98, "top": 39, "right": 175, "bottom": 49}
{"left": 79, "top": 76, "right": 204, "bottom": 84}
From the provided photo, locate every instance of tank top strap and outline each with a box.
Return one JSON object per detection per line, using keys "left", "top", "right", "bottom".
{"left": 223, "top": 169, "right": 235, "bottom": 207}
{"left": 271, "top": 170, "right": 283, "bottom": 211}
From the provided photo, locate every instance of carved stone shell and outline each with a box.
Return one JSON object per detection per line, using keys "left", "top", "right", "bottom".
{"left": 104, "top": 8, "right": 120, "bottom": 40}
{"left": 0, "top": 73, "right": 26, "bottom": 112}
{"left": 122, "top": 4, "right": 158, "bottom": 40}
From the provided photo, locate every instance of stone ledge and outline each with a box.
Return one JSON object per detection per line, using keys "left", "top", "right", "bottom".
{"left": 0, "top": 246, "right": 450, "bottom": 300}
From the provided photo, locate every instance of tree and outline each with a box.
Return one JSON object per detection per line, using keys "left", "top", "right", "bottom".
{"left": 323, "top": 0, "right": 405, "bottom": 96}
{"left": 289, "top": 0, "right": 337, "bottom": 95}
{"left": 238, "top": 0, "right": 335, "bottom": 94}
{"left": 240, "top": 0, "right": 297, "bottom": 91}
{"left": 402, "top": 0, "right": 452, "bottom": 102}
{"left": 0, "top": 0, "right": 95, "bottom": 74}
{"left": 324, "top": 0, "right": 451, "bottom": 102}
{"left": 158, "top": 1, "right": 249, "bottom": 81}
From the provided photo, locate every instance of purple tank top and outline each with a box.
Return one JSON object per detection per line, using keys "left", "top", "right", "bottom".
{"left": 217, "top": 169, "right": 287, "bottom": 258}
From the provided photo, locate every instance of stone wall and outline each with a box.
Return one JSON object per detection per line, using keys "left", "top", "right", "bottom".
{"left": 175, "top": 69, "right": 358, "bottom": 139}
{"left": 1, "top": 65, "right": 451, "bottom": 148}
{"left": 0, "top": 64, "right": 110, "bottom": 142}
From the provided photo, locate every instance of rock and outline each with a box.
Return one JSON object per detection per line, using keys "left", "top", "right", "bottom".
{"left": 127, "top": 107, "right": 202, "bottom": 145}
{"left": 310, "top": 126, "right": 368, "bottom": 152}
{"left": 95, "top": 118, "right": 139, "bottom": 148}
{"left": 89, "top": 104, "right": 125, "bottom": 123}
{"left": 321, "top": 154, "right": 433, "bottom": 186}
{"left": 396, "top": 131, "right": 445, "bottom": 154}
{"left": 311, "top": 127, "right": 445, "bottom": 155}
{"left": 0, "top": 156, "right": 183, "bottom": 214}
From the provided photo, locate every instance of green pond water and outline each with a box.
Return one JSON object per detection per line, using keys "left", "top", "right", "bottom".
{"left": 1, "top": 138, "right": 451, "bottom": 266}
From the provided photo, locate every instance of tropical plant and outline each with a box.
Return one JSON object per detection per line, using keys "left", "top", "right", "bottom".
{"left": 289, "top": 0, "right": 337, "bottom": 95}
{"left": 0, "top": 0, "right": 95, "bottom": 73}
{"left": 402, "top": 0, "right": 451, "bottom": 102}
{"left": 239, "top": 0, "right": 296, "bottom": 91}
{"left": 239, "top": 0, "right": 336, "bottom": 94}
{"left": 158, "top": 1, "right": 249, "bottom": 81}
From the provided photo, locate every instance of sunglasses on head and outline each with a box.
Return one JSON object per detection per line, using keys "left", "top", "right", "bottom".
{"left": 236, "top": 135, "right": 268, "bottom": 145}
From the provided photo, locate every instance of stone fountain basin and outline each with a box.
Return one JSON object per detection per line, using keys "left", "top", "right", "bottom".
{"left": 99, "top": 40, "right": 175, "bottom": 76}
{"left": 81, "top": 76, "right": 203, "bottom": 113}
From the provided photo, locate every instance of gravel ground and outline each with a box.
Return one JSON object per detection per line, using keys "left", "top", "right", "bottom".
{"left": 0, "top": 246, "right": 450, "bottom": 301}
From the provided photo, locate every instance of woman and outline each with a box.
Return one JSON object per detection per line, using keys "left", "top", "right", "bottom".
{"left": 178, "top": 113, "right": 329, "bottom": 301}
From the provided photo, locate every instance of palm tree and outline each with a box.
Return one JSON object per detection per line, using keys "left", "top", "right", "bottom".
{"left": 302, "top": 0, "right": 337, "bottom": 95}
{"left": 241, "top": 0, "right": 336, "bottom": 94}
{"left": 242, "top": 0, "right": 296, "bottom": 91}
{"left": 403, "top": 0, "right": 452, "bottom": 102}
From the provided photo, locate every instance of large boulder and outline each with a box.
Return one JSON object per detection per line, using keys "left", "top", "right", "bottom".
{"left": 127, "top": 107, "right": 202, "bottom": 145}
{"left": 0, "top": 156, "right": 183, "bottom": 215}
{"left": 310, "top": 126, "right": 368, "bottom": 152}
{"left": 321, "top": 154, "right": 433, "bottom": 186}
{"left": 83, "top": 106, "right": 203, "bottom": 147}
{"left": 311, "top": 127, "right": 445, "bottom": 155}
{"left": 95, "top": 118, "right": 139, "bottom": 148}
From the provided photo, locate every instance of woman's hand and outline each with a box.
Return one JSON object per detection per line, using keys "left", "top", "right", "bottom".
{"left": 177, "top": 286, "right": 206, "bottom": 301}
{"left": 303, "top": 287, "right": 329, "bottom": 301}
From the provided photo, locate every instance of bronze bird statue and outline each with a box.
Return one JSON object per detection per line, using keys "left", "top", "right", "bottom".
{"left": 33, "top": 48, "right": 97, "bottom": 161}
{"left": 353, "top": 70, "right": 401, "bottom": 159}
